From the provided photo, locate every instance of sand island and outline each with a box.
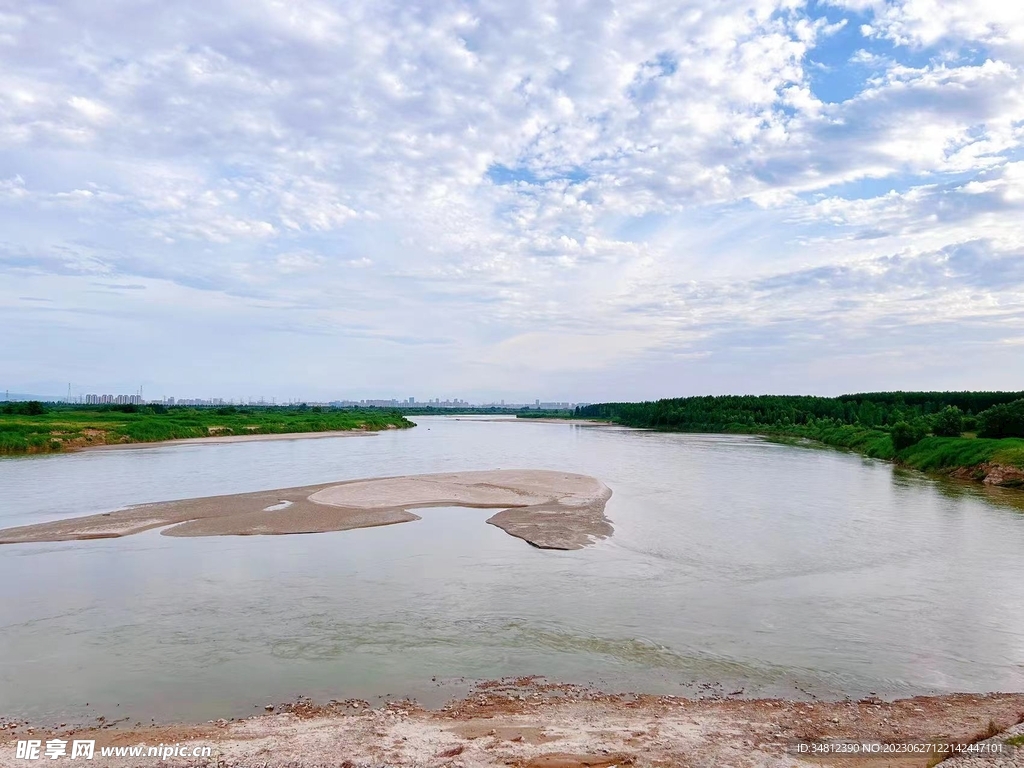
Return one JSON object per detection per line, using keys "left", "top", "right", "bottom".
{"left": 0, "top": 470, "right": 613, "bottom": 550}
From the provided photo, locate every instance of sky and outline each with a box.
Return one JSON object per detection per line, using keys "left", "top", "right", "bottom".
{"left": 1, "top": 0, "right": 1023, "bottom": 403}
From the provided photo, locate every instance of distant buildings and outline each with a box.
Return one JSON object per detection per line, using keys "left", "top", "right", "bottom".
{"left": 328, "top": 397, "right": 470, "bottom": 408}
{"left": 84, "top": 394, "right": 142, "bottom": 405}
{"left": 74, "top": 392, "right": 584, "bottom": 410}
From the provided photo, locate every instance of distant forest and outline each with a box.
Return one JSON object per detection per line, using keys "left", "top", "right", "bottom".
{"left": 576, "top": 392, "right": 1024, "bottom": 441}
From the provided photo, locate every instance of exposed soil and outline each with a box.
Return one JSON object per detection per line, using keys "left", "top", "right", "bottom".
{"left": 80, "top": 429, "right": 378, "bottom": 451}
{"left": 3, "top": 680, "right": 1023, "bottom": 767}
{"left": 948, "top": 462, "right": 1024, "bottom": 489}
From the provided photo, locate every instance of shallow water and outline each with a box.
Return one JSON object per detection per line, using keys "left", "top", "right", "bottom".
{"left": 2, "top": 416, "right": 1024, "bottom": 724}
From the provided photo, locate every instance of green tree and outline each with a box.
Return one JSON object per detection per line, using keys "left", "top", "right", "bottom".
{"left": 932, "top": 406, "right": 963, "bottom": 438}
{"left": 891, "top": 420, "right": 928, "bottom": 451}
{"left": 978, "top": 399, "right": 1024, "bottom": 439}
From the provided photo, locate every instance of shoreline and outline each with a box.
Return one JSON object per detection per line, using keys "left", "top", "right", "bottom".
{"left": 77, "top": 428, "right": 381, "bottom": 452}
{"left": 504, "top": 418, "right": 613, "bottom": 425}
{"left": 3, "top": 681, "right": 1023, "bottom": 767}
{"left": 587, "top": 421, "right": 1024, "bottom": 495}
{"left": 759, "top": 432, "right": 1024, "bottom": 494}
{"left": 0, "top": 408, "right": 414, "bottom": 456}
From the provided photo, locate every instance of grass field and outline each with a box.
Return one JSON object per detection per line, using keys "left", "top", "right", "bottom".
{"left": 0, "top": 405, "right": 414, "bottom": 454}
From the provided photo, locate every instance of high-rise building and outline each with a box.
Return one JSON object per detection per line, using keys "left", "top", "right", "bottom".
{"left": 85, "top": 393, "right": 141, "bottom": 405}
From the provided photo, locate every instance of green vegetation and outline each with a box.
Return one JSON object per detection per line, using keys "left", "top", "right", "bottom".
{"left": 891, "top": 419, "right": 929, "bottom": 451}
{"left": 575, "top": 393, "right": 1024, "bottom": 481}
{"left": 576, "top": 392, "right": 1024, "bottom": 431}
{"left": 978, "top": 399, "right": 1024, "bottom": 438}
{"left": 899, "top": 436, "right": 1024, "bottom": 472}
{"left": 400, "top": 406, "right": 553, "bottom": 416}
{"left": 932, "top": 406, "right": 965, "bottom": 438}
{"left": 515, "top": 409, "right": 576, "bottom": 419}
{"left": 0, "top": 403, "right": 413, "bottom": 454}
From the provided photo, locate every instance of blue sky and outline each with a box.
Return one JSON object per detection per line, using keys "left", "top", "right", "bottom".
{"left": 1, "top": 0, "right": 1023, "bottom": 402}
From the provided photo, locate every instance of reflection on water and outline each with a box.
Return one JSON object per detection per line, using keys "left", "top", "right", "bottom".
{"left": 2, "top": 416, "right": 1024, "bottom": 724}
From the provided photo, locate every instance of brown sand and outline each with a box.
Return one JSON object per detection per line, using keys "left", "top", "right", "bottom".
{"left": 3, "top": 681, "right": 1023, "bottom": 767}
{"left": 0, "top": 470, "right": 613, "bottom": 550}
{"left": 81, "top": 429, "right": 379, "bottom": 451}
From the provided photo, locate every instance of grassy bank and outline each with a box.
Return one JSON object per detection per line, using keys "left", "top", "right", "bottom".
{"left": 0, "top": 405, "right": 414, "bottom": 454}
{"left": 766, "top": 423, "right": 1024, "bottom": 473}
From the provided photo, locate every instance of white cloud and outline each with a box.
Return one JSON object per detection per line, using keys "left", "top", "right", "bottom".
{"left": 68, "top": 95, "right": 113, "bottom": 123}
{"left": 0, "top": 0, "right": 1023, "bottom": 398}
{"left": 847, "top": 0, "right": 1024, "bottom": 60}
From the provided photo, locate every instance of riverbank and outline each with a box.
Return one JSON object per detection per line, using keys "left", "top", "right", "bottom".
{"left": 80, "top": 428, "right": 380, "bottom": 451}
{"left": 0, "top": 469, "right": 613, "bottom": 549}
{"left": 493, "top": 417, "right": 612, "bottom": 425}
{"left": 765, "top": 425, "right": 1024, "bottom": 489}
{"left": 3, "top": 681, "right": 1023, "bottom": 768}
{"left": 574, "top": 394, "right": 1024, "bottom": 491}
{"left": 0, "top": 406, "right": 414, "bottom": 454}
{"left": 538, "top": 414, "right": 1024, "bottom": 491}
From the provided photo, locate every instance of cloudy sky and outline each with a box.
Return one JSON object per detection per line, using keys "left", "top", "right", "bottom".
{"left": 2, "top": 0, "right": 1023, "bottom": 403}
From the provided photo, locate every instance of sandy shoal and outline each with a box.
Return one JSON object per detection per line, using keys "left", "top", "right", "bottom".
{"left": 0, "top": 470, "right": 613, "bottom": 550}
{"left": 3, "top": 682, "right": 1024, "bottom": 768}
{"left": 81, "top": 429, "right": 379, "bottom": 451}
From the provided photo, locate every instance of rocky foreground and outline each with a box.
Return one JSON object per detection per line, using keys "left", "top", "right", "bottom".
{"left": 3, "top": 680, "right": 1024, "bottom": 768}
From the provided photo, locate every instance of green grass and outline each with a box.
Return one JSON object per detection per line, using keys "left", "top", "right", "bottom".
{"left": 764, "top": 427, "right": 1023, "bottom": 476}
{"left": 794, "top": 424, "right": 896, "bottom": 460}
{"left": 0, "top": 405, "right": 414, "bottom": 454}
{"left": 897, "top": 436, "right": 1024, "bottom": 472}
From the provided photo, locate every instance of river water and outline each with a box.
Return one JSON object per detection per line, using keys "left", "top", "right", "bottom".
{"left": 2, "top": 416, "right": 1023, "bottom": 724}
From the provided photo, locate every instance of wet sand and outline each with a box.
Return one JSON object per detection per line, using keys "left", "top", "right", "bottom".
{"left": 3, "top": 681, "right": 1023, "bottom": 767}
{"left": 81, "top": 429, "right": 379, "bottom": 451}
{"left": 0, "top": 470, "right": 613, "bottom": 550}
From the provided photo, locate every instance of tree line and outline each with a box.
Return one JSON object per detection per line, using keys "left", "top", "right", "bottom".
{"left": 575, "top": 392, "right": 1024, "bottom": 445}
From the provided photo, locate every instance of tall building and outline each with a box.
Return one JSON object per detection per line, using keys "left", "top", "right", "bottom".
{"left": 85, "top": 393, "right": 141, "bottom": 405}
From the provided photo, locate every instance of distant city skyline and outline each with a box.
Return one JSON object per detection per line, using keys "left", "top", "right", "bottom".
{"left": 3, "top": 388, "right": 584, "bottom": 409}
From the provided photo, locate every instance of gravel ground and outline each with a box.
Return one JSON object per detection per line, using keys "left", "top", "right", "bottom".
{"left": 3, "top": 680, "right": 1023, "bottom": 768}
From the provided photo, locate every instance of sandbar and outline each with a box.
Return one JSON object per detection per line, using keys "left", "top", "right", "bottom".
{"left": 81, "top": 429, "right": 379, "bottom": 451}
{"left": 0, "top": 470, "right": 613, "bottom": 550}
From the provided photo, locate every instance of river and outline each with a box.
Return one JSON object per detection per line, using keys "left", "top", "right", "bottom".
{"left": 2, "top": 416, "right": 1022, "bottom": 724}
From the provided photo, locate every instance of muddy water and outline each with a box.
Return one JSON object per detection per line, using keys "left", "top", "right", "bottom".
{"left": 2, "top": 416, "right": 1023, "bottom": 724}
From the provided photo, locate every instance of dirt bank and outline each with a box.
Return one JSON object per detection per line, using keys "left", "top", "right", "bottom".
{"left": 3, "top": 680, "right": 1023, "bottom": 767}
{"left": 947, "top": 462, "right": 1024, "bottom": 489}
{"left": 80, "top": 429, "right": 379, "bottom": 451}
{"left": 0, "top": 470, "right": 613, "bottom": 550}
